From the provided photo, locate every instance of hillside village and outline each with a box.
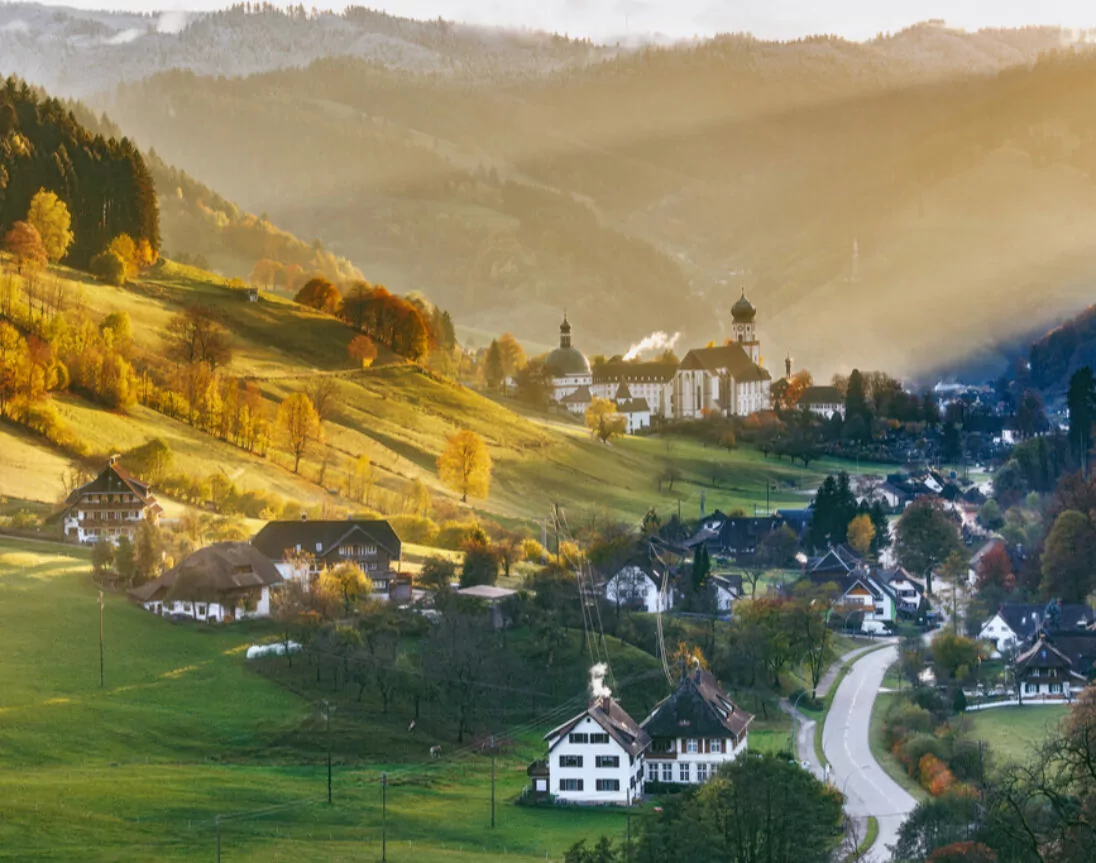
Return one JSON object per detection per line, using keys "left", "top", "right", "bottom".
{"left": 7, "top": 10, "right": 1096, "bottom": 863}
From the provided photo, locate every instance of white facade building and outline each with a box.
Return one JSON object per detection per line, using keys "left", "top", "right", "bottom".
{"left": 605, "top": 566, "right": 671, "bottom": 614}
{"left": 544, "top": 698, "right": 649, "bottom": 804}
{"left": 798, "top": 385, "right": 846, "bottom": 420}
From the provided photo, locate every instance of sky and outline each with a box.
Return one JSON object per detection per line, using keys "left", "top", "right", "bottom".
{"left": 28, "top": 0, "right": 1096, "bottom": 41}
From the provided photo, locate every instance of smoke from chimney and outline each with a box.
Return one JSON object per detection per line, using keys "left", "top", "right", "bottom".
{"left": 588, "top": 662, "right": 611, "bottom": 703}
{"left": 623, "top": 331, "right": 680, "bottom": 362}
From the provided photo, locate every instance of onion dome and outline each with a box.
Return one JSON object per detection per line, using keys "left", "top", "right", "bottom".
{"left": 732, "top": 289, "right": 756, "bottom": 323}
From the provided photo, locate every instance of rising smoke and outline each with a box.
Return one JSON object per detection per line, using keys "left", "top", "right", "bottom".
{"left": 588, "top": 662, "right": 611, "bottom": 701}
{"left": 623, "top": 330, "right": 680, "bottom": 361}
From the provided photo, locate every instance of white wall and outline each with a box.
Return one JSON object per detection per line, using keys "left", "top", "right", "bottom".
{"left": 547, "top": 715, "right": 642, "bottom": 804}
{"left": 605, "top": 567, "right": 670, "bottom": 613}
{"left": 644, "top": 733, "right": 748, "bottom": 785}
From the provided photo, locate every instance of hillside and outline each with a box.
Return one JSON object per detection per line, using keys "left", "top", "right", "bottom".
{"left": 89, "top": 27, "right": 1096, "bottom": 377}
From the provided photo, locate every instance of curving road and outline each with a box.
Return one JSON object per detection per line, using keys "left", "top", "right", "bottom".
{"left": 823, "top": 644, "right": 917, "bottom": 862}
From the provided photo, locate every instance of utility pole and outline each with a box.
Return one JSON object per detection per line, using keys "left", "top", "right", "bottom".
{"left": 552, "top": 504, "right": 560, "bottom": 559}
{"left": 381, "top": 772, "right": 388, "bottom": 862}
{"left": 626, "top": 790, "right": 632, "bottom": 863}
{"left": 215, "top": 816, "right": 221, "bottom": 863}
{"left": 490, "top": 735, "right": 496, "bottom": 828}
{"left": 98, "top": 590, "right": 104, "bottom": 688}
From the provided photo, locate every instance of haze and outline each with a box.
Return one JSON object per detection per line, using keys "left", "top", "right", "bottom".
{"left": 29, "top": 0, "right": 1096, "bottom": 41}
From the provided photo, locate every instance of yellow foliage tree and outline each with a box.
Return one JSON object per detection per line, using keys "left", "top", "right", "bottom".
{"left": 847, "top": 513, "right": 876, "bottom": 556}
{"left": 325, "top": 562, "right": 373, "bottom": 613}
{"left": 436, "top": 429, "right": 492, "bottom": 503}
{"left": 585, "top": 397, "right": 626, "bottom": 443}
{"left": 276, "top": 392, "right": 322, "bottom": 473}
{"left": 26, "top": 189, "right": 74, "bottom": 263}
{"left": 107, "top": 234, "right": 140, "bottom": 279}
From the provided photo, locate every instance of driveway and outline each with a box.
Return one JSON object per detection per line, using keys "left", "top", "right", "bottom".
{"left": 823, "top": 644, "right": 917, "bottom": 862}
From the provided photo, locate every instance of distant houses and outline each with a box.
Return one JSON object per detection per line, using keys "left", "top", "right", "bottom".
{"left": 53, "top": 456, "right": 162, "bottom": 544}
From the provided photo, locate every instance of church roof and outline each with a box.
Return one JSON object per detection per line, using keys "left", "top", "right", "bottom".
{"left": 593, "top": 361, "right": 677, "bottom": 384}
{"left": 616, "top": 398, "right": 650, "bottom": 414}
{"left": 678, "top": 343, "right": 757, "bottom": 376}
{"left": 614, "top": 381, "right": 631, "bottom": 399}
{"left": 731, "top": 291, "right": 756, "bottom": 323}
{"left": 545, "top": 347, "right": 591, "bottom": 377}
{"left": 800, "top": 385, "right": 844, "bottom": 406}
{"left": 560, "top": 385, "right": 592, "bottom": 405}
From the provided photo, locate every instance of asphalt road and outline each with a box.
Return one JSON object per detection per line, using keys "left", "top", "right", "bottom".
{"left": 823, "top": 644, "right": 917, "bottom": 862}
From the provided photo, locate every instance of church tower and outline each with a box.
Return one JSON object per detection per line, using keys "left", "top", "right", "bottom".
{"left": 731, "top": 290, "right": 760, "bottom": 363}
{"left": 559, "top": 313, "right": 572, "bottom": 349}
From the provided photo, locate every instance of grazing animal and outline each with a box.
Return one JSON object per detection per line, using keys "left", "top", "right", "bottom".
{"left": 430, "top": 745, "right": 442, "bottom": 759}
{"left": 408, "top": 720, "right": 416, "bottom": 733}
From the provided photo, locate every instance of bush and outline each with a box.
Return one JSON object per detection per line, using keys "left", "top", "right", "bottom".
{"left": 883, "top": 701, "right": 936, "bottom": 748}
{"left": 90, "top": 250, "right": 127, "bottom": 285}
{"left": 419, "top": 556, "right": 458, "bottom": 589}
{"left": 898, "top": 733, "right": 948, "bottom": 778}
{"left": 388, "top": 514, "right": 439, "bottom": 545}
{"left": 436, "top": 520, "right": 482, "bottom": 550}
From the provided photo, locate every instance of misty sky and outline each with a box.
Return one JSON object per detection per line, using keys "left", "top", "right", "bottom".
{"left": 33, "top": 1, "right": 1096, "bottom": 41}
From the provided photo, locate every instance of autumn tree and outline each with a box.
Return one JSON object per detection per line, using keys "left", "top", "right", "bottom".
{"left": 276, "top": 392, "right": 322, "bottom": 473}
{"left": 327, "top": 562, "right": 373, "bottom": 613}
{"left": 585, "top": 397, "right": 626, "bottom": 443}
{"left": 0, "top": 322, "right": 27, "bottom": 418}
{"left": 497, "top": 333, "right": 526, "bottom": 380}
{"left": 975, "top": 544, "right": 1015, "bottom": 594}
{"left": 348, "top": 334, "right": 378, "bottom": 369}
{"left": 107, "top": 234, "right": 141, "bottom": 279}
{"left": 26, "top": 189, "right": 74, "bottom": 263}
{"left": 4, "top": 221, "right": 47, "bottom": 273}
{"left": 437, "top": 429, "right": 492, "bottom": 503}
{"left": 249, "top": 258, "right": 281, "bottom": 290}
{"left": 484, "top": 339, "right": 505, "bottom": 390}
{"left": 346, "top": 454, "right": 374, "bottom": 505}
{"left": 164, "top": 304, "right": 233, "bottom": 370}
{"left": 90, "top": 250, "right": 126, "bottom": 286}
{"left": 294, "top": 277, "right": 342, "bottom": 315}
{"left": 1041, "top": 510, "right": 1096, "bottom": 603}
{"left": 846, "top": 513, "right": 876, "bottom": 556}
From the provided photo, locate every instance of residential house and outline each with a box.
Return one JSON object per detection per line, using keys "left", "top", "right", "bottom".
{"left": 709, "top": 574, "right": 743, "bottom": 612}
{"left": 979, "top": 602, "right": 1095, "bottom": 657}
{"left": 251, "top": 518, "right": 403, "bottom": 592}
{"left": 605, "top": 565, "right": 670, "bottom": 614}
{"left": 878, "top": 567, "right": 924, "bottom": 620}
{"left": 798, "top": 385, "right": 845, "bottom": 420}
{"left": 832, "top": 573, "right": 897, "bottom": 625}
{"left": 688, "top": 514, "right": 784, "bottom": 565}
{"left": 1015, "top": 637, "right": 1085, "bottom": 699}
{"left": 130, "top": 542, "right": 283, "bottom": 623}
{"left": 53, "top": 456, "right": 162, "bottom": 544}
{"left": 806, "top": 544, "right": 866, "bottom": 581}
{"left": 456, "top": 584, "right": 518, "bottom": 629}
{"left": 641, "top": 667, "right": 753, "bottom": 786}
{"left": 543, "top": 697, "right": 650, "bottom": 804}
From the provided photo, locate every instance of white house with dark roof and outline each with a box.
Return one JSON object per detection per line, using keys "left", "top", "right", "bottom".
{"left": 52, "top": 456, "right": 162, "bottom": 544}
{"left": 798, "top": 385, "right": 845, "bottom": 419}
{"left": 592, "top": 361, "right": 676, "bottom": 417}
{"left": 605, "top": 565, "right": 670, "bottom": 614}
{"left": 641, "top": 667, "right": 753, "bottom": 786}
{"left": 543, "top": 697, "right": 650, "bottom": 804}
{"left": 251, "top": 518, "right": 403, "bottom": 592}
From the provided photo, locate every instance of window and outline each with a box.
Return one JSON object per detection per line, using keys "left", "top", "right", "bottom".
{"left": 568, "top": 733, "right": 589, "bottom": 744}
{"left": 651, "top": 739, "right": 674, "bottom": 753}
{"left": 589, "top": 733, "right": 610, "bottom": 744}
{"left": 647, "top": 763, "right": 658, "bottom": 782}
{"left": 661, "top": 762, "right": 672, "bottom": 782}
{"left": 559, "top": 779, "right": 583, "bottom": 792}
{"left": 679, "top": 762, "right": 691, "bottom": 782}
{"left": 686, "top": 739, "right": 698, "bottom": 753}
{"left": 596, "top": 779, "right": 620, "bottom": 792}
{"left": 559, "top": 755, "right": 583, "bottom": 768}
{"left": 535, "top": 779, "right": 547, "bottom": 792}
{"left": 1050, "top": 683, "right": 1063, "bottom": 694}
{"left": 1025, "top": 683, "right": 1038, "bottom": 694}
{"left": 697, "top": 763, "right": 709, "bottom": 782}
{"left": 595, "top": 756, "right": 620, "bottom": 768}
{"left": 196, "top": 604, "right": 207, "bottom": 617}
{"left": 710, "top": 739, "right": 723, "bottom": 754}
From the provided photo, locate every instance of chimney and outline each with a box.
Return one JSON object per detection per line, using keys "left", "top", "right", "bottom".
{"left": 300, "top": 512, "right": 308, "bottom": 522}
{"left": 108, "top": 453, "right": 120, "bottom": 466}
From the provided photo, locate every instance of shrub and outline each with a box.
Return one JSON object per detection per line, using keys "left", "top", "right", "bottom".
{"left": 898, "top": 733, "right": 948, "bottom": 777}
{"left": 419, "top": 556, "right": 458, "bottom": 589}
{"left": 520, "top": 537, "right": 547, "bottom": 562}
{"left": 90, "top": 250, "right": 127, "bottom": 286}
{"left": 436, "top": 520, "right": 481, "bottom": 550}
{"left": 388, "top": 514, "right": 439, "bottom": 545}
{"left": 918, "top": 753, "right": 956, "bottom": 796}
{"left": 883, "top": 701, "right": 936, "bottom": 748}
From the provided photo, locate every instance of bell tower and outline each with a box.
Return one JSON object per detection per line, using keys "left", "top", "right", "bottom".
{"left": 731, "top": 290, "right": 760, "bottom": 363}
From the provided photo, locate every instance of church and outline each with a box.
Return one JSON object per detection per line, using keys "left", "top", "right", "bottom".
{"left": 545, "top": 292, "right": 772, "bottom": 427}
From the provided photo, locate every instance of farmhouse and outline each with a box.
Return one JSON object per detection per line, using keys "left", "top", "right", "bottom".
{"left": 543, "top": 696, "right": 649, "bottom": 804}
{"left": 130, "top": 542, "right": 282, "bottom": 623}
{"left": 806, "top": 544, "right": 866, "bottom": 580}
{"left": 641, "top": 667, "right": 752, "bottom": 786}
{"left": 53, "top": 456, "right": 162, "bottom": 544}
{"left": 979, "top": 602, "right": 1095, "bottom": 657}
{"left": 878, "top": 567, "right": 924, "bottom": 619}
{"left": 798, "top": 385, "right": 845, "bottom": 420}
{"left": 686, "top": 512, "right": 784, "bottom": 564}
{"left": 251, "top": 518, "right": 403, "bottom": 592}
{"left": 1015, "top": 637, "right": 1085, "bottom": 699}
{"left": 831, "top": 573, "right": 897, "bottom": 626}
{"left": 604, "top": 565, "right": 670, "bottom": 614}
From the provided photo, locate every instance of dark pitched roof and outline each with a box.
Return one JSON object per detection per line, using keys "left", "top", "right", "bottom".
{"left": 678, "top": 344, "right": 757, "bottom": 376}
{"left": 130, "top": 542, "right": 283, "bottom": 603}
{"left": 711, "top": 573, "right": 743, "bottom": 595}
{"left": 736, "top": 364, "right": 771, "bottom": 383}
{"left": 615, "top": 381, "right": 631, "bottom": 400}
{"left": 994, "top": 603, "right": 1094, "bottom": 640}
{"left": 641, "top": 668, "right": 753, "bottom": 740}
{"left": 879, "top": 567, "right": 923, "bottom": 594}
{"left": 807, "top": 545, "right": 864, "bottom": 576}
{"left": 66, "top": 462, "right": 153, "bottom": 504}
{"left": 617, "top": 398, "right": 650, "bottom": 414}
{"left": 251, "top": 519, "right": 402, "bottom": 562}
{"left": 593, "top": 361, "right": 677, "bottom": 385}
{"left": 559, "top": 385, "right": 592, "bottom": 405}
{"left": 799, "top": 386, "right": 844, "bottom": 406}
{"left": 1042, "top": 631, "right": 1096, "bottom": 677}
{"left": 1016, "top": 638, "right": 1080, "bottom": 677}
{"left": 714, "top": 515, "right": 782, "bottom": 552}
{"left": 545, "top": 698, "right": 650, "bottom": 758}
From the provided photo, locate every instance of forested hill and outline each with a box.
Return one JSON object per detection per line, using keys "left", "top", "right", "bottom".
{"left": 1025, "top": 305, "right": 1096, "bottom": 395}
{"left": 97, "top": 37, "right": 1096, "bottom": 373}
{"left": 0, "top": 78, "right": 158, "bottom": 267}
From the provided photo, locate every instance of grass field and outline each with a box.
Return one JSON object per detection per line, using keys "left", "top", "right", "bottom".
{"left": 0, "top": 537, "right": 667, "bottom": 861}
{"left": 964, "top": 706, "right": 1068, "bottom": 765}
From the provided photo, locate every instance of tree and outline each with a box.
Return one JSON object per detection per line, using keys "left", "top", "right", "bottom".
{"left": 115, "top": 536, "right": 137, "bottom": 587}
{"left": 90, "top": 250, "right": 126, "bottom": 286}
{"left": 585, "top": 397, "right": 626, "bottom": 443}
{"left": 1041, "top": 510, "right": 1096, "bottom": 603}
{"left": 1068, "top": 366, "right": 1096, "bottom": 473}
{"left": 164, "top": 305, "right": 233, "bottom": 370}
{"left": 637, "top": 753, "right": 842, "bottom": 863}
{"left": 484, "top": 339, "right": 505, "bottom": 390}
{"left": 690, "top": 545, "right": 711, "bottom": 593}
{"left": 135, "top": 519, "right": 164, "bottom": 583}
{"left": 940, "top": 549, "right": 969, "bottom": 633}
{"left": 513, "top": 359, "right": 553, "bottom": 407}
{"left": 497, "top": 333, "right": 526, "bottom": 382}
{"left": 327, "top": 562, "right": 372, "bottom": 613}
{"left": 348, "top": 334, "right": 378, "bottom": 369}
{"left": 1016, "top": 389, "right": 1048, "bottom": 439}
{"left": 106, "top": 234, "right": 140, "bottom": 279}
{"left": 91, "top": 538, "right": 115, "bottom": 575}
{"left": 276, "top": 392, "right": 322, "bottom": 473}
{"left": 460, "top": 536, "right": 499, "bottom": 587}
{"left": 419, "top": 556, "right": 457, "bottom": 590}
{"left": 0, "top": 321, "right": 27, "bottom": 418}
{"left": 4, "top": 221, "right": 47, "bottom": 273}
{"left": 975, "top": 544, "right": 1015, "bottom": 594}
{"left": 846, "top": 513, "right": 876, "bottom": 556}
{"left": 845, "top": 369, "right": 871, "bottom": 440}
{"left": 26, "top": 189, "right": 74, "bottom": 263}
{"left": 346, "top": 454, "right": 374, "bottom": 505}
{"left": 895, "top": 497, "right": 962, "bottom": 595}
{"left": 294, "top": 277, "right": 342, "bottom": 315}
{"left": 437, "top": 430, "right": 491, "bottom": 502}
